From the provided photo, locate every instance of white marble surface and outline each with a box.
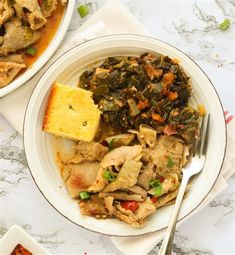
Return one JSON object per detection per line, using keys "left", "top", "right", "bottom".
{"left": 0, "top": 0, "right": 235, "bottom": 254}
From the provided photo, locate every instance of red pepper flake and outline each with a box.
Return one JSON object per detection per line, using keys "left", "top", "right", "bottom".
{"left": 151, "top": 196, "right": 158, "bottom": 203}
{"left": 120, "top": 201, "right": 139, "bottom": 212}
{"left": 159, "top": 176, "right": 165, "bottom": 183}
{"left": 38, "top": 0, "right": 43, "bottom": 6}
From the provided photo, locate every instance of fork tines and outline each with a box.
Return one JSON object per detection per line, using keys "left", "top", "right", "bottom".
{"left": 193, "top": 114, "right": 210, "bottom": 158}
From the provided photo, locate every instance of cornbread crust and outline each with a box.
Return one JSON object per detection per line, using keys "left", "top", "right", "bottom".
{"left": 43, "top": 83, "right": 57, "bottom": 131}
{"left": 43, "top": 82, "right": 101, "bottom": 142}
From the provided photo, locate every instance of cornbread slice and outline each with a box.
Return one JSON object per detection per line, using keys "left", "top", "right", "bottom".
{"left": 43, "top": 82, "right": 100, "bottom": 142}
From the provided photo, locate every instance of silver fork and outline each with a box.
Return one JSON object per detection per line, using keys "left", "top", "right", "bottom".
{"left": 158, "top": 114, "right": 210, "bottom": 255}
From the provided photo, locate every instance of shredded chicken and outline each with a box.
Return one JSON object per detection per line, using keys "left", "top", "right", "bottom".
{"left": 103, "top": 160, "right": 142, "bottom": 192}
{"left": 14, "top": 0, "right": 47, "bottom": 30}
{"left": 0, "top": 55, "right": 26, "bottom": 88}
{"left": 69, "top": 141, "right": 108, "bottom": 164}
{"left": 88, "top": 145, "right": 142, "bottom": 192}
{"left": 0, "top": 0, "right": 14, "bottom": 25}
{"left": 105, "top": 197, "right": 156, "bottom": 228}
{"left": 65, "top": 161, "right": 100, "bottom": 198}
{"left": 79, "top": 195, "right": 111, "bottom": 218}
{"left": 146, "top": 135, "right": 184, "bottom": 177}
{"left": 0, "top": 18, "right": 41, "bottom": 55}
{"left": 58, "top": 133, "right": 190, "bottom": 227}
{"left": 41, "top": 0, "right": 58, "bottom": 18}
{"left": 122, "top": 185, "right": 147, "bottom": 200}
{"left": 99, "top": 192, "right": 144, "bottom": 201}
{"left": 101, "top": 145, "right": 142, "bottom": 168}
{"left": 137, "top": 167, "right": 154, "bottom": 190}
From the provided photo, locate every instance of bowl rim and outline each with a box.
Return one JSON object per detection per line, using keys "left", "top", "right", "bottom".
{"left": 23, "top": 34, "right": 227, "bottom": 237}
{"left": 0, "top": 225, "right": 50, "bottom": 255}
{"left": 0, "top": 1, "right": 76, "bottom": 98}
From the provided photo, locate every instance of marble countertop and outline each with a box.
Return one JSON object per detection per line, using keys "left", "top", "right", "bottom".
{"left": 0, "top": 0, "right": 235, "bottom": 254}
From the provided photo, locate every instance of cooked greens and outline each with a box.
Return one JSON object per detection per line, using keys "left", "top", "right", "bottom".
{"left": 79, "top": 53, "right": 199, "bottom": 144}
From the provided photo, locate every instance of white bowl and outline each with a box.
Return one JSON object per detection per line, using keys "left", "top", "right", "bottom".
{"left": 23, "top": 34, "right": 226, "bottom": 236}
{"left": 0, "top": 225, "right": 50, "bottom": 255}
{"left": 0, "top": 1, "right": 76, "bottom": 97}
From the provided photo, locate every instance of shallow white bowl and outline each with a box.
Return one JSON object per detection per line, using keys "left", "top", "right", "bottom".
{"left": 0, "top": 1, "right": 76, "bottom": 97}
{"left": 0, "top": 225, "right": 50, "bottom": 255}
{"left": 23, "top": 34, "right": 226, "bottom": 236}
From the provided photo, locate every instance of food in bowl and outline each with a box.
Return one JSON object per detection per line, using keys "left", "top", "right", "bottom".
{"left": 0, "top": 0, "right": 67, "bottom": 88}
{"left": 43, "top": 52, "right": 203, "bottom": 228}
{"left": 11, "top": 243, "right": 32, "bottom": 255}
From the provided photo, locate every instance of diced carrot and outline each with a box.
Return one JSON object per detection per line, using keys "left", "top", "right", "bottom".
{"left": 162, "top": 72, "right": 176, "bottom": 85}
{"left": 151, "top": 196, "right": 158, "bottom": 203}
{"left": 152, "top": 113, "right": 165, "bottom": 123}
{"left": 137, "top": 99, "right": 149, "bottom": 110}
{"left": 167, "top": 91, "right": 178, "bottom": 101}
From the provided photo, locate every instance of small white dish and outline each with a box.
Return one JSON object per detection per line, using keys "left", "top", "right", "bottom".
{"left": 0, "top": 225, "right": 50, "bottom": 255}
{"left": 0, "top": 1, "right": 76, "bottom": 98}
{"left": 23, "top": 34, "right": 226, "bottom": 236}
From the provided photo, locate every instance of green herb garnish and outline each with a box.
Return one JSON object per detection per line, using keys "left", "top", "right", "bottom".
{"left": 108, "top": 138, "right": 116, "bottom": 151}
{"left": 154, "top": 185, "right": 162, "bottom": 196}
{"left": 167, "top": 157, "right": 174, "bottom": 168}
{"left": 25, "top": 46, "right": 37, "bottom": 56}
{"left": 149, "top": 179, "right": 161, "bottom": 188}
{"left": 77, "top": 4, "right": 89, "bottom": 18}
{"left": 79, "top": 191, "right": 90, "bottom": 200}
{"left": 82, "top": 121, "right": 87, "bottom": 126}
{"left": 103, "top": 170, "right": 116, "bottom": 182}
{"left": 219, "top": 18, "right": 230, "bottom": 31}
{"left": 69, "top": 104, "right": 74, "bottom": 110}
{"left": 149, "top": 179, "right": 163, "bottom": 196}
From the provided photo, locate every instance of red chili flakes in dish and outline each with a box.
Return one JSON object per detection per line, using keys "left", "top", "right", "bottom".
{"left": 11, "top": 244, "right": 32, "bottom": 255}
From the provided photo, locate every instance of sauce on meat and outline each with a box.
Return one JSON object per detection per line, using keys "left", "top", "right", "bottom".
{"left": 22, "top": 3, "right": 65, "bottom": 68}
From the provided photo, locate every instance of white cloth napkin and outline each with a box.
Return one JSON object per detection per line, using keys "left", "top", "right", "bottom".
{"left": 0, "top": 1, "right": 234, "bottom": 255}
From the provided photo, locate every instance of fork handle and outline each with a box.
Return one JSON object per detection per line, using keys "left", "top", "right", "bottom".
{"left": 158, "top": 174, "right": 190, "bottom": 255}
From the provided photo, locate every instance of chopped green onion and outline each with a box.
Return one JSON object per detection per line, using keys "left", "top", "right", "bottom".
{"left": 149, "top": 179, "right": 161, "bottom": 188}
{"left": 167, "top": 157, "right": 174, "bottom": 168}
{"left": 103, "top": 169, "right": 116, "bottom": 182}
{"left": 79, "top": 191, "right": 90, "bottom": 200}
{"left": 25, "top": 46, "right": 37, "bottom": 56}
{"left": 77, "top": 4, "right": 89, "bottom": 18}
{"left": 154, "top": 185, "right": 162, "bottom": 196}
{"left": 219, "top": 18, "right": 230, "bottom": 31}
{"left": 108, "top": 138, "right": 116, "bottom": 151}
